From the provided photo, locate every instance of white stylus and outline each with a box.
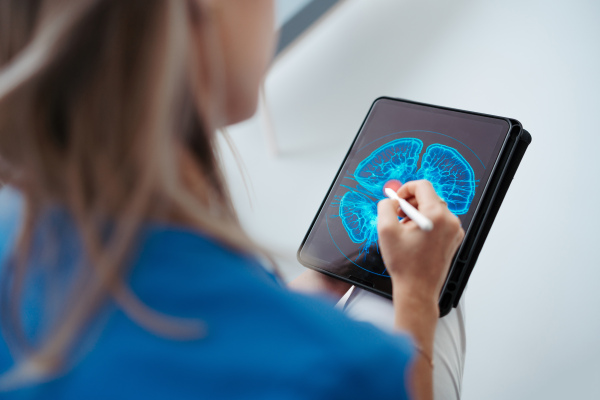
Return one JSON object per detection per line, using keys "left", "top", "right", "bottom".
{"left": 384, "top": 188, "right": 434, "bottom": 232}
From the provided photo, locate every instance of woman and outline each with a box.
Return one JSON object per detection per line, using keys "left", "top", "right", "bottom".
{"left": 0, "top": 1, "right": 465, "bottom": 399}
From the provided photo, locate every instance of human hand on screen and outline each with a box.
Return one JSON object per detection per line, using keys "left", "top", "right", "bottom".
{"left": 377, "top": 180, "right": 465, "bottom": 305}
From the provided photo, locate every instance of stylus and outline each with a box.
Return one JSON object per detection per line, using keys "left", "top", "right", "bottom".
{"left": 384, "top": 188, "right": 434, "bottom": 231}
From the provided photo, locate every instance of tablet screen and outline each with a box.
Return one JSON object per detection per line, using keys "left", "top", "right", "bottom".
{"left": 298, "top": 98, "right": 510, "bottom": 291}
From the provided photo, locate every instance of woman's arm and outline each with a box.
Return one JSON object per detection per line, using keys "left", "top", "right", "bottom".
{"left": 377, "top": 181, "right": 465, "bottom": 400}
{"left": 290, "top": 180, "right": 464, "bottom": 399}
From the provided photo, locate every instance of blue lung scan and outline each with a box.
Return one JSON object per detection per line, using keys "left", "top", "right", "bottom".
{"left": 339, "top": 138, "right": 476, "bottom": 259}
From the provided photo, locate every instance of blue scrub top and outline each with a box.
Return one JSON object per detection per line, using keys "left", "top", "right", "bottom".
{"left": 0, "top": 187, "right": 414, "bottom": 399}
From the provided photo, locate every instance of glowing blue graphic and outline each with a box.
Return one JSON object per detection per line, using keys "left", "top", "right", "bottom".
{"left": 355, "top": 138, "right": 423, "bottom": 198}
{"left": 340, "top": 191, "right": 379, "bottom": 244}
{"left": 338, "top": 138, "right": 476, "bottom": 259}
{"left": 416, "top": 144, "right": 476, "bottom": 214}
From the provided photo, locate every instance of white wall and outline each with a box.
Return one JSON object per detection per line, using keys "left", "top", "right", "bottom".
{"left": 222, "top": 0, "right": 600, "bottom": 398}
{"left": 275, "top": 0, "right": 314, "bottom": 26}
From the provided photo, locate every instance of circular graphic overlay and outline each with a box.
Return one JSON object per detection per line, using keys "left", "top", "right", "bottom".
{"left": 326, "top": 130, "right": 483, "bottom": 278}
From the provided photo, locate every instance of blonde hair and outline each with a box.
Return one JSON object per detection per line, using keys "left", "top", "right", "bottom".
{"left": 0, "top": 0, "right": 264, "bottom": 388}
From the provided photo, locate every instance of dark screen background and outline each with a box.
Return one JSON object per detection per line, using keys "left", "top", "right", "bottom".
{"left": 299, "top": 98, "right": 509, "bottom": 288}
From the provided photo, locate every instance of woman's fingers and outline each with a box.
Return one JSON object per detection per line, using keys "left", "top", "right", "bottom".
{"left": 397, "top": 196, "right": 418, "bottom": 210}
{"left": 397, "top": 180, "right": 441, "bottom": 210}
{"left": 455, "top": 224, "right": 466, "bottom": 245}
{"left": 384, "top": 180, "right": 457, "bottom": 232}
{"left": 397, "top": 180, "right": 448, "bottom": 221}
{"left": 394, "top": 188, "right": 417, "bottom": 219}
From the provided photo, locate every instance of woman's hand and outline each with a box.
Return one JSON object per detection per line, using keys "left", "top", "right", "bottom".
{"left": 377, "top": 180, "right": 465, "bottom": 304}
{"left": 377, "top": 180, "right": 464, "bottom": 400}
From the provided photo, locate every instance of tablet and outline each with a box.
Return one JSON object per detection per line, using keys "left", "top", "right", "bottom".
{"left": 297, "top": 97, "right": 531, "bottom": 316}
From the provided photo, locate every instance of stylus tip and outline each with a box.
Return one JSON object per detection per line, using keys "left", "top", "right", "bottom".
{"left": 383, "top": 179, "right": 402, "bottom": 196}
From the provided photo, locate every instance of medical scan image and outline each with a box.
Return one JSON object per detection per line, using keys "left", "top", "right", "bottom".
{"left": 329, "top": 137, "right": 477, "bottom": 277}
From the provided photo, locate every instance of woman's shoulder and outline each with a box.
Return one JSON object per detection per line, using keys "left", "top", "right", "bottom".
{"left": 106, "top": 226, "right": 415, "bottom": 399}
{"left": 0, "top": 198, "right": 414, "bottom": 399}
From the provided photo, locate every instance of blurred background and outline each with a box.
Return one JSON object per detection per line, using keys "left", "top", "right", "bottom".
{"left": 221, "top": 0, "right": 600, "bottom": 399}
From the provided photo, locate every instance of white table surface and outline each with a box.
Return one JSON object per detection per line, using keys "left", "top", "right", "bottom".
{"left": 222, "top": 0, "right": 600, "bottom": 398}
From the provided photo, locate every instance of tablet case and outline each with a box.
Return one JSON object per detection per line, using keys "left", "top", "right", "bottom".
{"left": 441, "top": 118, "right": 531, "bottom": 316}
{"left": 297, "top": 97, "right": 532, "bottom": 317}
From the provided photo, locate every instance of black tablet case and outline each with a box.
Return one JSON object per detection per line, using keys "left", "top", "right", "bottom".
{"left": 297, "top": 97, "right": 532, "bottom": 317}
{"left": 441, "top": 118, "right": 531, "bottom": 316}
